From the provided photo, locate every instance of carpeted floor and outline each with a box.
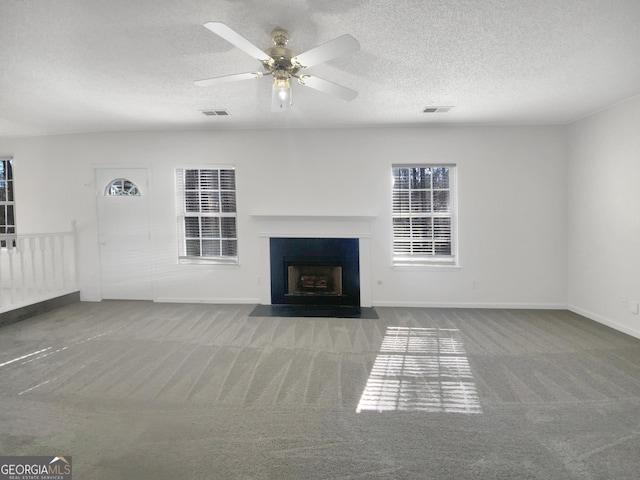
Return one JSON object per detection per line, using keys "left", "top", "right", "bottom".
{"left": 1, "top": 302, "right": 639, "bottom": 479}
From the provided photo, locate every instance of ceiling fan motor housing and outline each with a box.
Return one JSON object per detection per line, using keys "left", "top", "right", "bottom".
{"left": 263, "top": 29, "right": 300, "bottom": 78}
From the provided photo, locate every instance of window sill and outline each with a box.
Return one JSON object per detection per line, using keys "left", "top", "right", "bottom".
{"left": 392, "top": 263, "right": 461, "bottom": 271}
{"left": 179, "top": 256, "right": 239, "bottom": 266}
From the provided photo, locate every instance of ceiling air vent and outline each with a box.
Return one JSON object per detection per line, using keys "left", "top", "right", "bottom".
{"left": 201, "top": 109, "right": 230, "bottom": 116}
{"left": 423, "top": 106, "right": 454, "bottom": 113}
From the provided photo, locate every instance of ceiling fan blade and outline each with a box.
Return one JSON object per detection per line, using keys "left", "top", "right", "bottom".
{"left": 194, "top": 72, "right": 264, "bottom": 87}
{"left": 204, "top": 22, "right": 272, "bottom": 63}
{"left": 292, "top": 34, "right": 360, "bottom": 68}
{"left": 298, "top": 75, "right": 358, "bottom": 101}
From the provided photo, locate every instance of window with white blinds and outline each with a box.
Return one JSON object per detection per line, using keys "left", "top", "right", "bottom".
{"left": 392, "top": 165, "right": 456, "bottom": 266}
{"left": 0, "top": 157, "right": 16, "bottom": 248}
{"left": 176, "top": 167, "right": 238, "bottom": 264}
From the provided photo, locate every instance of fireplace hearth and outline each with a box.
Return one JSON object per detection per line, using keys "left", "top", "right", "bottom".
{"left": 270, "top": 238, "right": 360, "bottom": 307}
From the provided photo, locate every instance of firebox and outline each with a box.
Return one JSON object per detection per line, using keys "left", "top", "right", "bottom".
{"left": 287, "top": 263, "right": 343, "bottom": 297}
{"left": 270, "top": 238, "right": 360, "bottom": 307}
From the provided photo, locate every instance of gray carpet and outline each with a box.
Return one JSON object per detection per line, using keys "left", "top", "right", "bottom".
{"left": 1, "top": 302, "right": 639, "bottom": 479}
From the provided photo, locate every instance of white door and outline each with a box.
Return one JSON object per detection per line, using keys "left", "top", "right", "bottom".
{"left": 96, "top": 168, "right": 153, "bottom": 300}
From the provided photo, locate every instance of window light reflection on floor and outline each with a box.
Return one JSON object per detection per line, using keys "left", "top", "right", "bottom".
{"left": 356, "top": 327, "right": 482, "bottom": 414}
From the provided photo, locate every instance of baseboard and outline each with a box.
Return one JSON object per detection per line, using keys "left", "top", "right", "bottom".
{"left": 372, "top": 300, "right": 568, "bottom": 310}
{"left": 154, "top": 297, "right": 261, "bottom": 305}
{"left": 0, "top": 291, "right": 81, "bottom": 327}
{"left": 568, "top": 305, "right": 640, "bottom": 340}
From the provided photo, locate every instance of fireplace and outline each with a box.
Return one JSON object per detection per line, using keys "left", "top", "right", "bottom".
{"left": 270, "top": 237, "right": 360, "bottom": 306}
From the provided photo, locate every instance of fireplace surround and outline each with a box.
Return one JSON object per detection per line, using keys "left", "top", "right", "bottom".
{"left": 270, "top": 237, "right": 360, "bottom": 307}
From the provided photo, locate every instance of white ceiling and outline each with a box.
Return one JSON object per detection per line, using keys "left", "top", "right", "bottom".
{"left": 2, "top": 0, "right": 640, "bottom": 137}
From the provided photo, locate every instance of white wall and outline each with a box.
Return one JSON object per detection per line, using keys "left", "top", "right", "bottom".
{"left": 567, "top": 95, "right": 640, "bottom": 338}
{"left": 0, "top": 125, "right": 567, "bottom": 308}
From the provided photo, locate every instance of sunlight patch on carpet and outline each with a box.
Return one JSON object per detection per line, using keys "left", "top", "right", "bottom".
{"left": 356, "top": 327, "right": 482, "bottom": 414}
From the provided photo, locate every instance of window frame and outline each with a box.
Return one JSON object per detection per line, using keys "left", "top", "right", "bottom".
{"left": 391, "top": 164, "right": 458, "bottom": 267}
{"left": 0, "top": 157, "right": 16, "bottom": 249}
{"left": 175, "top": 166, "right": 239, "bottom": 265}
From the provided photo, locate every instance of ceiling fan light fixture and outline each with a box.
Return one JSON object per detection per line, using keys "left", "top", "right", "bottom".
{"left": 272, "top": 77, "right": 292, "bottom": 112}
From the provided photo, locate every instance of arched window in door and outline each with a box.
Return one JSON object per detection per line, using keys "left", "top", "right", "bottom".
{"left": 105, "top": 178, "right": 140, "bottom": 196}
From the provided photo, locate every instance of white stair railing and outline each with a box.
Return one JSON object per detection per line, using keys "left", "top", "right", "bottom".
{"left": 0, "top": 227, "right": 77, "bottom": 313}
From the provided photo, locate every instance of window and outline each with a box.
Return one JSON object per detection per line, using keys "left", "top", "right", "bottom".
{"left": 176, "top": 167, "right": 238, "bottom": 264}
{"left": 105, "top": 178, "right": 140, "bottom": 196}
{"left": 0, "top": 157, "right": 15, "bottom": 248}
{"left": 392, "top": 165, "right": 456, "bottom": 266}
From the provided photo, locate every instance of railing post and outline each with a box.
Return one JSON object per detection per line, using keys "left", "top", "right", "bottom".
{"left": 18, "top": 237, "right": 27, "bottom": 301}
{"left": 40, "top": 236, "right": 49, "bottom": 292}
{"left": 58, "top": 234, "right": 66, "bottom": 289}
{"left": 29, "top": 236, "right": 38, "bottom": 295}
{"left": 7, "top": 242, "right": 16, "bottom": 304}
{"left": 49, "top": 235, "right": 58, "bottom": 290}
{"left": 71, "top": 220, "right": 78, "bottom": 291}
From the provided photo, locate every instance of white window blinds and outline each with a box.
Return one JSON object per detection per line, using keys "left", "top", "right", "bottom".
{"left": 176, "top": 167, "right": 238, "bottom": 264}
{"left": 392, "top": 165, "right": 456, "bottom": 265}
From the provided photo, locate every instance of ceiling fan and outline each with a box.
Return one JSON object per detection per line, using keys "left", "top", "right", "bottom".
{"left": 195, "top": 22, "right": 360, "bottom": 112}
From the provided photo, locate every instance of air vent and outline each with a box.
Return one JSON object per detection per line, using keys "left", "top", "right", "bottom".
{"left": 423, "top": 106, "right": 454, "bottom": 113}
{"left": 201, "top": 110, "right": 230, "bottom": 116}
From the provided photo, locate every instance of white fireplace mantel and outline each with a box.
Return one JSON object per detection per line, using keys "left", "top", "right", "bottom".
{"left": 251, "top": 213, "right": 375, "bottom": 238}
{"left": 253, "top": 213, "right": 374, "bottom": 307}
{"left": 250, "top": 213, "right": 377, "bottom": 220}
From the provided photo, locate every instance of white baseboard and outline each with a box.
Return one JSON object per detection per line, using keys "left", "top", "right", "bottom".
{"left": 568, "top": 305, "right": 640, "bottom": 340}
{"left": 80, "top": 296, "right": 102, "bottom": 303}
{"left": 372, "top": 301, "right": 568, "bottom": 310}
{"left": 154, "top": 297, "right": 261, "bottom": 305}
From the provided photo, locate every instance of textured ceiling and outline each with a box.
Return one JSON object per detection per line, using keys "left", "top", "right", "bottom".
{"left": 1, "top": 0, "right": 640, "bottom": 136}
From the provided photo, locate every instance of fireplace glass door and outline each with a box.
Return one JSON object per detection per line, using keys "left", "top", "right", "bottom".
{"left": 287, "top": 265, "right": 343, "bottom": 297}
